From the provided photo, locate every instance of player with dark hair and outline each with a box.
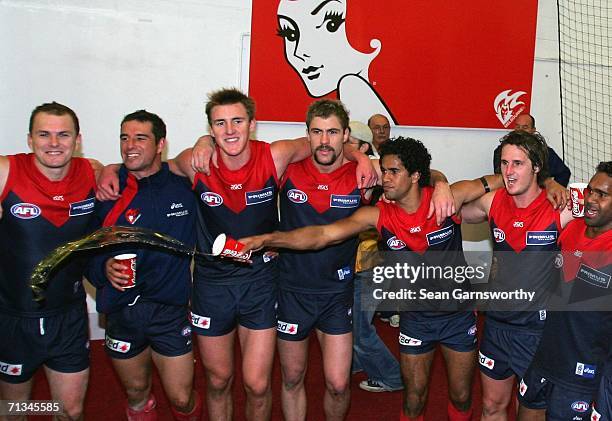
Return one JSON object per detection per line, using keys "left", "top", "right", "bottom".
{"left": 87, "top": 110, "right": 200, "bottom": 421}
{"left": 239, "top": 136, "right": 502, "bottom": 421}
{"left": 517, "top": 161, "right": 612, "bottom": 421}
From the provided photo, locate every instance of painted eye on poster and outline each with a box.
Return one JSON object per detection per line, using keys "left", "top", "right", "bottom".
{"left": 276, "top": 0, "right": 394, "bottom": 123}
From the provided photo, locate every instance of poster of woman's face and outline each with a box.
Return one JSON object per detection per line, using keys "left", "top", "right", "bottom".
{"left": 249, "top": 0, "right": 538, "bottom": 129}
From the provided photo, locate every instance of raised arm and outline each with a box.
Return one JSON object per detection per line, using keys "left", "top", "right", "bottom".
{"left": 269, "top": 137, "right": 312, "bottom": 178}
{"left": 427, "top": 169, "right": 455, "bottom": 225}
{"left": 343, "top": 146, "right": 377, "bottom": 189}
{"left": 87, "top": 158, "right": 104, "bottom": 180}
{"left": 451, "top": 174, "right": 503, "bottom": 211}
{"left": 96, "top": 163, "right": 122, "bottom": 201}
{"left": 543, "top": 177, "right": 569, "bottom": 210}
{"left": 240, "top": 206, "right": 379, "bottom": 253}
{"left": 0, "top": 156, "right": 9, "bottom": 220}
{"left": 168, "top": 147, "right": 197, "bottom": 180}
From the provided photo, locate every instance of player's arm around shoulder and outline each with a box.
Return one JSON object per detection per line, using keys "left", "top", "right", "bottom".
{"left": 0, "top": 155, "right": 9, "bottom": 219}
{"left": 240, "top": 205, "right": 380, "bottom": 253}
{"left": 270, "top": 137, "right": 310, "bottom": 178}
{"left": 453, "top": 175, "right": 500, "bottom": 223}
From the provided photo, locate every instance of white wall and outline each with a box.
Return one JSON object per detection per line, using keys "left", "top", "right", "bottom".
{"left": 0, "top": 0, "right": 561, "bottom": 338}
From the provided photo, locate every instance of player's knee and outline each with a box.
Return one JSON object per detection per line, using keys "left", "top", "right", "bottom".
{"left": 168, "top": 389, "right": 193, "bottom": 411}
{"left": 481, "top": 395, "right": 508, "bottom": 415}
{"left": 449, "top": 388, "right": 471, "bottom": 410}
{"left": 206, "top": 371, "right": 233, "bottom": 393}
{"left": 59, "top": 400, "right": 84, "bottom": 421}
{"left": 281, "top": 367, "right": 306, "bottom": 391}
{"left": 244, "top": 377, "right": 271, "bottom": 399}
{"left": 325, "top": 377, "right": 350, "bottom": 397}
{"left": 125, "top": 380, "right": 150, "bottom": 400}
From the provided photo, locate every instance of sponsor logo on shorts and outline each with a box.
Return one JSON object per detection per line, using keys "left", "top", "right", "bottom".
{"left": 10, "top": 203, "right": 41, "bottom": 219}
{"left": 387, "top": 236, "right": 406, "bottom": 250}
{"left": 571, "top": 401, "right": 590, "bottom": 413}
{"left": 337, "top": 266, "right": 352, "bottom": 281}
{"left": 479, "top": 351, "right": 495, "bottom": 369}
{"left": 426, "top": 225, "right": 454, "bottom": 246}
{"left": 105, "top": 335, "right": 131, "bottom": 353}
{"left": 575, "top": 362, "right": 596, "bottom": 379}
{"left": 69, "top": 197, "right": 95, "bottom": 216}
{"left": 330, "top": 194, "right": 360, "bottom": 208}
{"left": 493, "top": 228, "right": 505, "bottom": 243}
{"left": 287, "top": 189, "right": 308, "bottom": 204}
{"left": 191, "top": 312, "right": 210, "bottom": 329}
{"left": 526, "top": 231, "right": 558, "bottom": 246}
{"left": 577, "top": 264, "right": 611, "bottom": 289}
{"left": 277, "top": 320, "right": 298, "bottom": 335}
{"left": 181, "top": 326, "right": 192, "bottom": 337}
{"left": 0, "top": 360, "right": 22, "bottom": 376}
{"left": 467, "top": 324, "right": 477, "bottom": 336}
{"left": 399, "top": 333, "right": 422, "bottom": 347}
{"left": 539, "top": 310, "right": 547, "bottom": 321}
{"left": 246, "top": 187, "right": 274, "bottom": 205}
{"left": 519, "top": 378, "right": 527, "bottom": 396}
{"left": 591, "top": 407, "right": 601, "bottom": 420}
{"left": 200, "top": 192, "right": 223, "bottom": 207}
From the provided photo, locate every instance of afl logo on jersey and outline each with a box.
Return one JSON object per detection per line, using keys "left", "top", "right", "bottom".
{"left": 387, "top": 236, "right": 406, "bottom": 250}
{"left": 10, "top": 203, "right": 41, "bottom": 219}
{"left": 287, "top": 189, "right": 308, "bottom": 204}
{"left": 200, "top": 192, "right": 223, "bottom": 207}
{"left": 493, "top": 228, "right": 506, "bottom": 243}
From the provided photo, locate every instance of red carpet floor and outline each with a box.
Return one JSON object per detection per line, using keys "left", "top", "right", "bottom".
{"left": 31, "top": 317, "right": 517, "bottom": 420}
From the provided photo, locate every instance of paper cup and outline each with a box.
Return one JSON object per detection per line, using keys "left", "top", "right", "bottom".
{"left": 114, "top": 253, "right": 137, "bottom": 288}
{"left": 212, "top": 234, "right": 252, "bottom": 261}
{"left": 569, "top": 182, "right": 588, "bottom": 218}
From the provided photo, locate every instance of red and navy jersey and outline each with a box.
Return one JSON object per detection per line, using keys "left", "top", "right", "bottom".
{"left": 0, "top": 154, "right": 96, "bottom": 316}
{"left": 530, "top": 219, "right": 612, "bottom": 393}
{"left": 487, "top": 188, "right": 562, "bottom": 330}
{"left": 279, "top": 158, "right": 360, "bottom": 293}
{"left": 377, "top": 186, "right": 468, "bottom": 320}
{"left": 192, "top": 140, "right": 279, "bottom": 285}
{"left": 86, "top": 163, "right": 196, "bottom": 314}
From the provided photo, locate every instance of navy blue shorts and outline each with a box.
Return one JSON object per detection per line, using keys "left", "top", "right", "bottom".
{"left": 191, "top": 278, "right": 277, "bottom": 336}
{"left": 593, "top": 376, "right": 612, "bottom": 421}
{"left": 398, "top": 311, "right": 477, "bottom": 355}
{"left": 0, "top": 304, "right": 89, "bottom": 383}
{"left": 518, "top": 365, "right": 595, "bottom": 420}
{"left": 276, "top": 289, "right": 353, "bottom": 341}
{"left": 479, "top": 321, "right": 541, "bottom": 380}
{"left": 105, "top": 300, "right": 192, "bottom": 359}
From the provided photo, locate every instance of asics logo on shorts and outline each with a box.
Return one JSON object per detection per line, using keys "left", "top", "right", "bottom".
{"left": 575, "top": 362, "right": 596, "bottom": 379}
{"left": 190, "top": 312, "right": 210, "bottom": 329}
{"left": 0, "top": 360, "right": 22, "bottom": 376}
{"left": 478, "top": 351, "right": 495, "bottom": 369}
{"left": 277, "top": 320, "right": 298, "bottom": 335}
{"left": 399, "top": 333, "right": 422, "bottom": 346}
{"left": 105, "top": 335, "right": 131, "bottom": 353}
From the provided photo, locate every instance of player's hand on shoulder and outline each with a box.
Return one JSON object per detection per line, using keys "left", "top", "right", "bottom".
{"left": 96, "top": 164, "right": 121, "bottom": 201}
{"left": 428, "top": 181, "right": 456, "bottom": 225}
{"left": 191, "top": 135, "right": 217, "bottom": 175}
{"left": 544, "top": 178, "right": 569, "bottom": 210}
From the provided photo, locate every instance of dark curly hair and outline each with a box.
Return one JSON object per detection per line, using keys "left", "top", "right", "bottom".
{"left": 379, "top": 136, "right": 431, "bottom": 187}
{"left": 596, "top": 161, "right": 612, "bottom": 177}
{"left": 498, "top": 131, "right": 550, "bottom": 186}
